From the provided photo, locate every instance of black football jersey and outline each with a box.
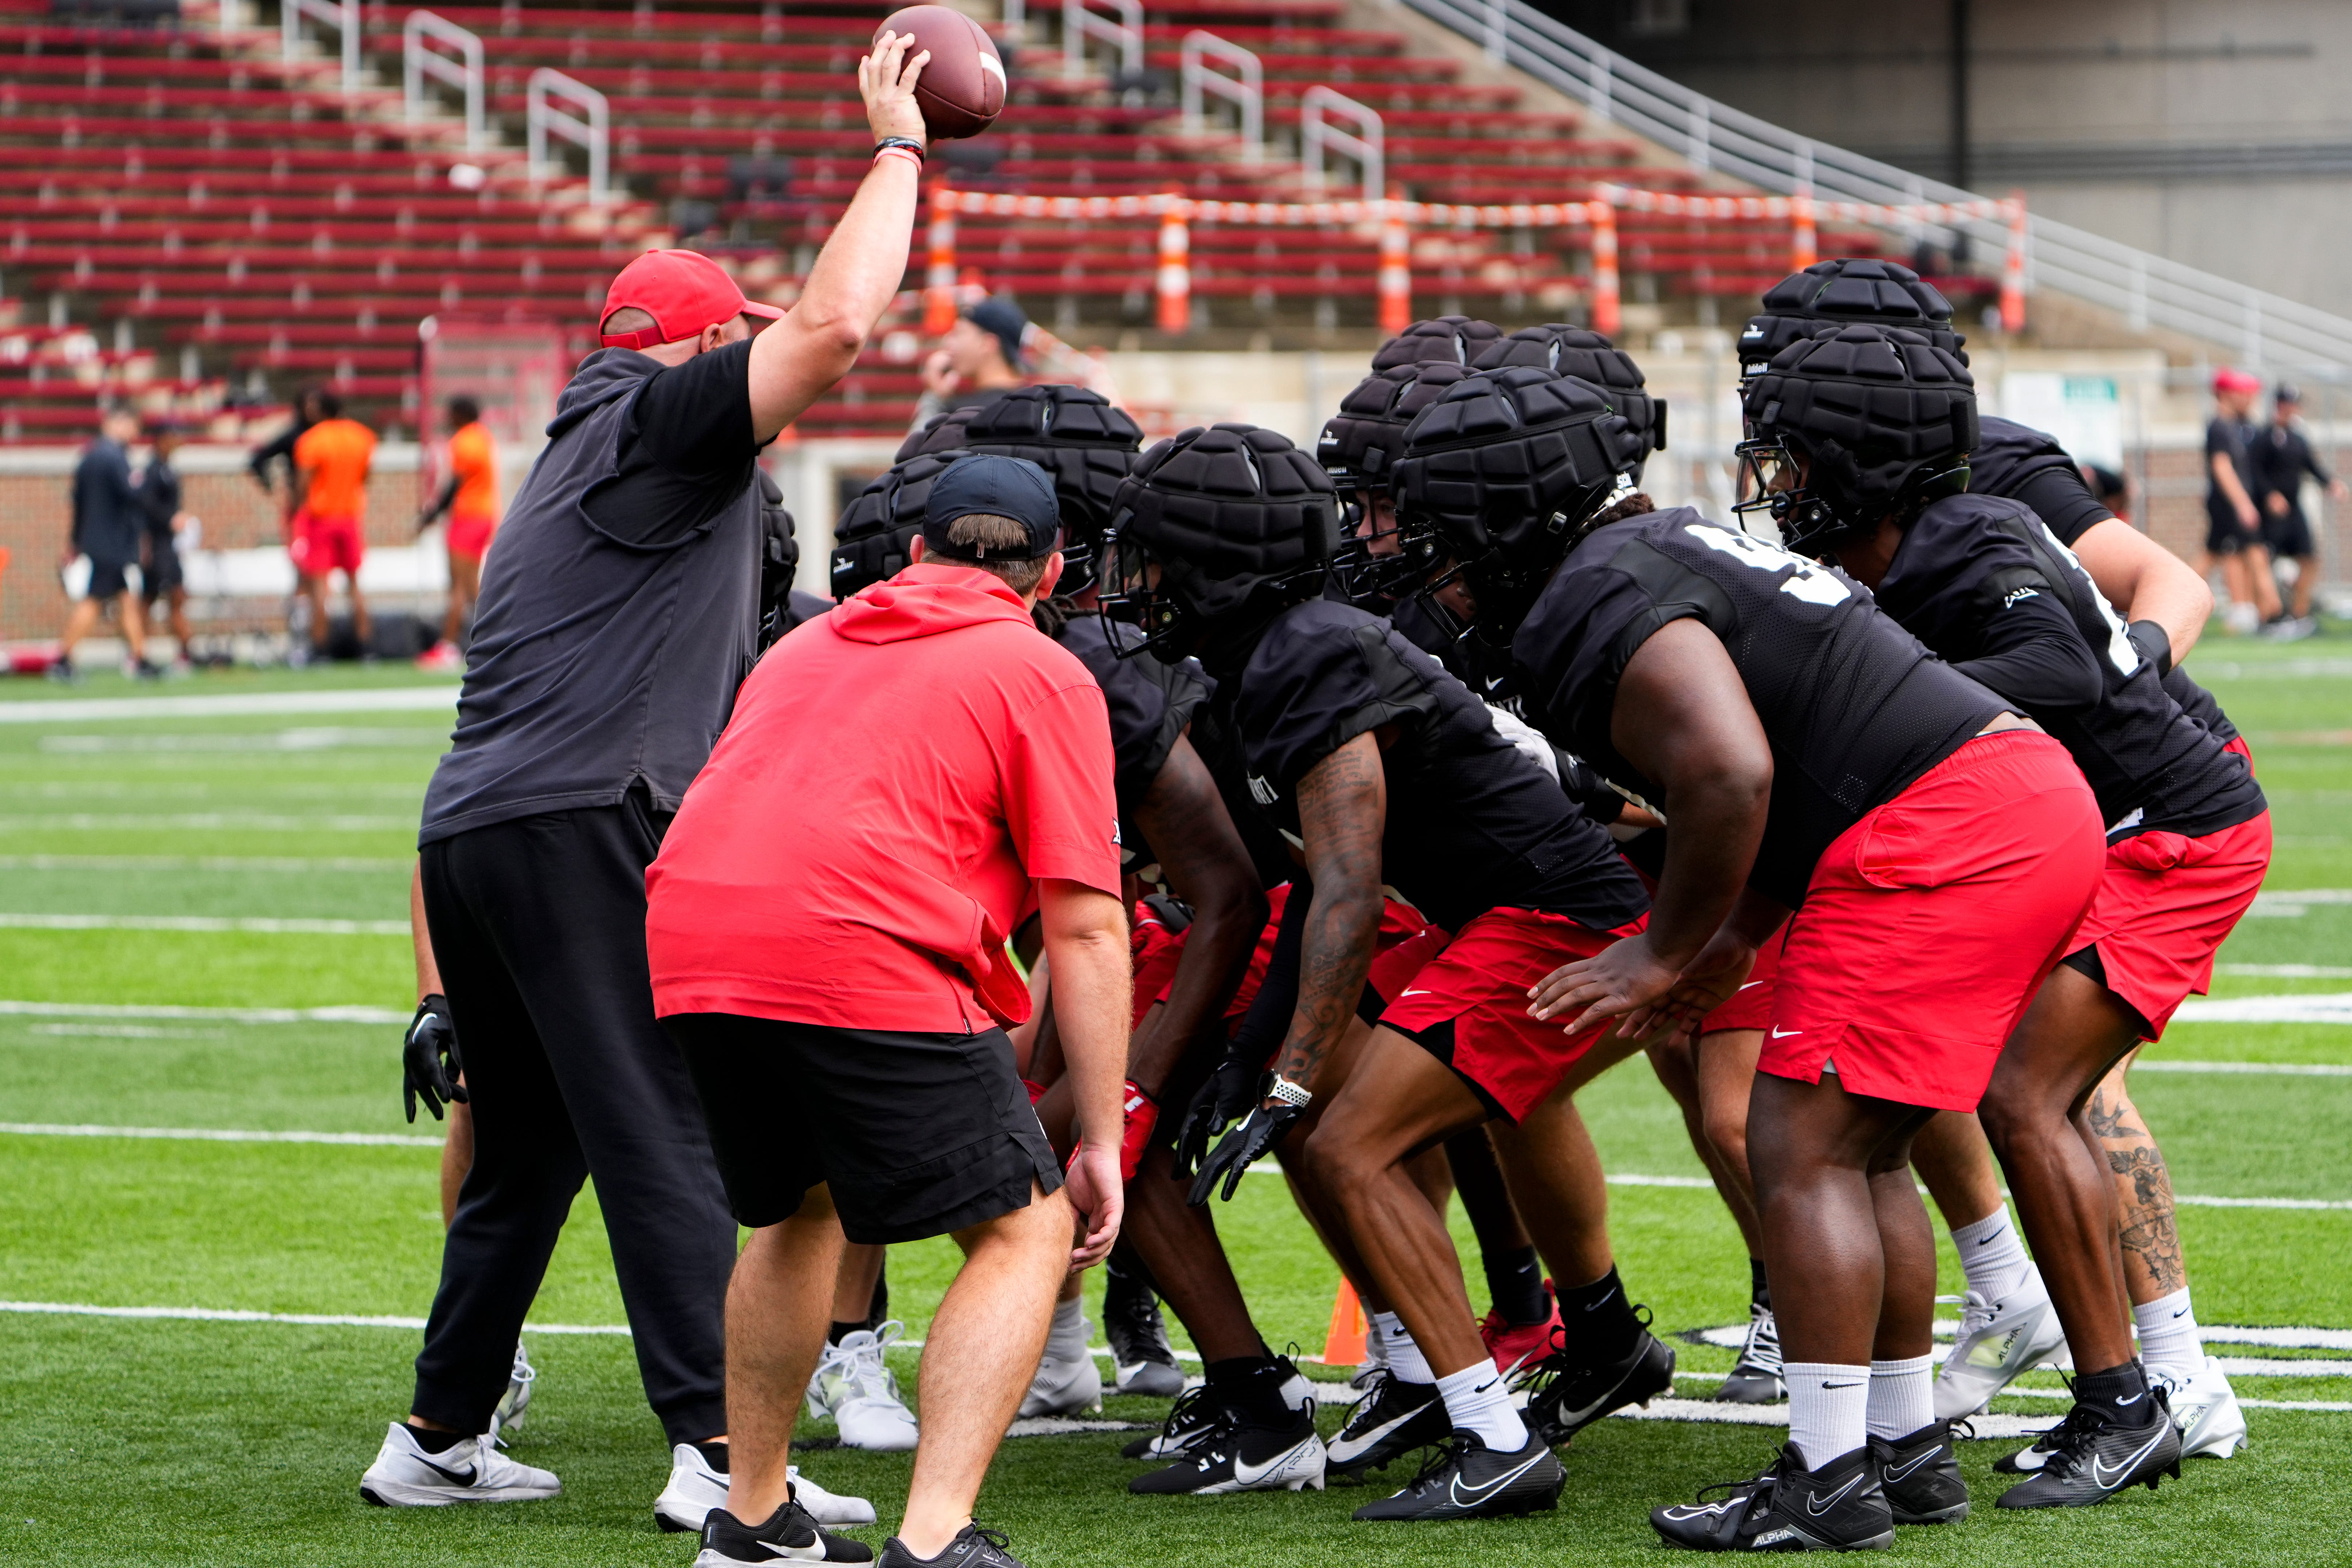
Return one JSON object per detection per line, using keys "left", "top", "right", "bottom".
{"left": 1970, "top": 417, "right": 2242, "bottom": 745}
{"left": 1053, "top": 614, "right": 1214, "bottom": 875}
{"left": 1232, "top": 598, "right": 1647, "bottom": 935}
{"left": 1514, "top": 507, "right": 2004, "bottom": 909}
{"left": 1872, "top": 493, "right": 2264, "bottom": 839}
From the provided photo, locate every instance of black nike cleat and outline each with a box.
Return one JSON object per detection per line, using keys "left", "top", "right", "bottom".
{"left": 1651, "top": 1443, "right": 1896, "bottom": 1552}
{"left": 694, "top": 1497, "right": 875, "bottom": 1566}
{"left": 875, "top": 1523, "right": 1024, "bottom": 1568}
{"left": 1103, "top": 1257, "right": 1187, "bottom": 1399}
{"left": 1130, "top": 1402, "right": 1327, "bottom": 1494}
{"left": 1991, "top": 1422, "right": 2061, "bottom": 1475}
{"left": 1869, "top": 1420, "right": 1968, "bottom": 1525}
{"left": 1120, "top": 1384, "right": 1222, "bottom": 1461}
{"left": 1994, "top": 1395, "right": 2182, "bottom": 1509}
{"left": 1712, "top": 1303, "right": 1787, "bottom": 1404}
{"left": 1351, "top": 1423, "right": 1564, "bottom": 1521}
{"left": 1325, "top": 1370, "right": 1450, "bottom": 1478}
{"left": 1516, "top": 1316, "right": 1677, "bottom": 1447}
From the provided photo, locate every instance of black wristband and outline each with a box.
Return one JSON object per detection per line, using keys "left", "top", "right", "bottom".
{"left": 2126, "top": 618, "right": 2174, "bottom": 678}
{"left": 874, "top": 135, "right": 927, "bottom": 162}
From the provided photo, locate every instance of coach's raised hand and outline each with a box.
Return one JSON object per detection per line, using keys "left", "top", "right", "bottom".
{"left": 859, "top": 28, "right": 931, "bottom": 148}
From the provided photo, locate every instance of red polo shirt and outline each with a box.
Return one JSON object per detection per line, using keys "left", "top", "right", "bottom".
{"left": 646, "top": 562, "right": 1122, "bottom": 1034}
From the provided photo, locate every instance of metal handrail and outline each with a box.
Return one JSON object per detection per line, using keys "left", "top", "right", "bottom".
{"left": 527, "top": 68, "right": 610, "bottom": 203}
{"left": 1407, "top": 0, "right": 2352, "bottom": 374}
{"left": 403, "top": 11, "right": 485, "bottom": 154}
{"left": 1063, "top": 0, "right": 1142, "bottom": 83}
{"left": 1180, "top": 31, "right": 1262, "bottom": 164}
{"left": 1302, "top": 85, "right": 1382, "bottom": 200}
{"left": 282, "top": 0, "right": 359, "bottom": 96}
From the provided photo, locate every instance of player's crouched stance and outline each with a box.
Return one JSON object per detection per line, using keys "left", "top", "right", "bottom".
{"left": 1507, "top": 496, "right": 2105, "bottom": 1546}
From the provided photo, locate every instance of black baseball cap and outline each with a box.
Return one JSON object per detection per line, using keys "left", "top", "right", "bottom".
{"left": 922, "top": 454, "right": 1061, "bottom": 561}
{"left": 965, "top": 295, "right": 1029, "bottom": 370}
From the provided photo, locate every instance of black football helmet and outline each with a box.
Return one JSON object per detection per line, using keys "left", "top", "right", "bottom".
{"left": 829, "top": 450, "right": 965, "bottom": 600}
{"left": 1369, "top": 315, "right": 1506, "bottom": 373}
{"left": 1739, "top": 257, "right": 1967, "bottom": 380}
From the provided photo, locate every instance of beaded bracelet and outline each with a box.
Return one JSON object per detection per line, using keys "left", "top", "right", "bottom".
{"left": 873, "top": 136, "right": 927, "bottom": 166}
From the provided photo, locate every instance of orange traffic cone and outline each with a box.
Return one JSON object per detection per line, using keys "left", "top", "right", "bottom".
{"left": 1321, "top": 1277, "right": 1368, "bottom": 1367}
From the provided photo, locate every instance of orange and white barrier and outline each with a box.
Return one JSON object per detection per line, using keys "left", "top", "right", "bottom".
{"left": 917, "top": 185, "right": 2026, "bottom": 338}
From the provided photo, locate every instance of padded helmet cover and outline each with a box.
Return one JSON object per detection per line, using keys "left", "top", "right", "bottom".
{"left": 1742, "top": 324, "right": 1978, "bottom": 520}
{"left": 830, "top": 449, "right": 965, "bottom": 599}
{"left": 1110, "top": 423, "right": 1337, "bottom": 624}
{"left": 1741, "top": 257, "right": 1966, "bottom": 370}
{"left": 898, "top": 384, "right": 1143, "bottom": 560}
{"left": 1471, "top": 323, "right": 1666, "bottom": 464}
{"left": 1316, "top": 362, "right": 1475, "bottom": 487}
{"left": 1392, "top": 366, "right": 1653, "bottom": 586}
{"left": 1369, "top": 315, "right": 1506, "bottom": 373}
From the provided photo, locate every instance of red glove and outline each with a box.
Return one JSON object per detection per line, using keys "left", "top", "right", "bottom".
{"left": 1119, "top": 1079, "right": 1160, "bottom": 1181}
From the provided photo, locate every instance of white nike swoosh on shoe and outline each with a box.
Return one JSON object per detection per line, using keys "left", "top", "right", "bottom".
{"left": 1331, "top": 1403, "right": 1429, "bottom": 1459}
{"left": 1233, "top": 1437, "right": 1317, "bottom": 1486}
{"left": 1449, "top": 1447, "right": 1549, "bottom": 1508}
{"left": 1881, "top": 1447, "right": 1939, "bottom": 1483}
{"left": 753, "top": 1536, "right": 833, "bottom": 1561}
{"left": 1805, "top": 1470, "right": 1867, "bottom": 1516}
{"left": 2091, "top": 1425, "right": 2170, "bottom": 1490}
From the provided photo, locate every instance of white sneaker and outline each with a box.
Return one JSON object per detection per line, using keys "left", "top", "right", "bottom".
{"left": 359, "top": 1422, "right": 561, "bottom": 1507}
{"left": 2154, "top": 1355, "right": 2250, "bottom": 1459}
{"left": 1019, "top": 1324, "right": 1105, "bottom": 1419}
{"left": 491, "top": 1342, "right": 535, "bottom": 1435}
{"left": 807, "top": 1322, "right": 921, "bottom": 1451}
{"left": 1933, "top": 1276, "right": 2069, "bottom": 1419}
{"left": 654, "top": 1444, "right": 880, "bottom": 1532}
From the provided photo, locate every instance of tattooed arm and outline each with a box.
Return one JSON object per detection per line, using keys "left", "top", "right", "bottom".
{"left": 1264, "top": 730, "right": 1387, "bottom": 1102}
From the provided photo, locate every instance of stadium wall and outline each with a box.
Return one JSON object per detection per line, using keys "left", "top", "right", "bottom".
{"left": 1530, "top": 0, "right": 2352, "bottom": 322}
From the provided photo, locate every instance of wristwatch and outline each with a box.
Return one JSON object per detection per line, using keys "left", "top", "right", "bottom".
{"left": 1266, "top": 1075, "right": 1313, "bottom": 1109}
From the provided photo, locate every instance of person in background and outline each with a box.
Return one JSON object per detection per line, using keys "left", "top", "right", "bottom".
{"left": 54, "top": 406, "right": 151, "bottom": 681}
{"left": 415, "top": 394, "right": 500, "bottom": 670}
{"left": 2256, "top": 383, "right": 2345, "bottom": 640}
{"left": 291, "top": 390, "right": 378, "bottom": 662}
{"left": 910, "top": 295, "right": 1028, "bottom": 435}
{"left": 250, "top": 385, "right": 324, "bottom": 651}
{"left": 2202, "top": 369, "right": 2279, "bottom": 634}
{"left": 135, "top": 422, "right": 196, "bottom": 672}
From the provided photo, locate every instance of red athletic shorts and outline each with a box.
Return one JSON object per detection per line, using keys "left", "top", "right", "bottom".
{"left": 1378, "top": 906, "right": 1650, "bottom": 1122}
{"left": 1697, "top": 923, "right": 1790, "bottom": 1036}
{"left": 1759, "top": 730, "right": 2105, "bottom": 1113}
{"left": 2223, "top": 733, "right": 2253, "bottom": 771}
{"left": 290, "top": 512, "right": 365, "bottom": 578}
{"left": 1130, "top": 903, "right": 1189, "bottom": 1030}
{"left": 2068, "top": 811, "right": 2272, "bottom": 1039}
{"left": 446, "top": 511, "right": 496, "bottom": 560}
{"left": 1210, "top": 884, "right": 1430, "bottom": 1024}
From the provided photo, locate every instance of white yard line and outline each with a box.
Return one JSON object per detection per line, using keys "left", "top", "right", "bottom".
{"left": 2134, "top": 1059, "right": 2352, "bottom": 1076}
{"left": 1691, "top": 1320, "right": 2352, "bottom": 1355}
{"left": 0, "top": 815, "right": 413, "bottom": 832}
{"left": 2172, "top": 992, "right": 2352, "bottom": 1025}
{"left": 0, "top": 1122, "right": 442, "bottom": 1148}
{"left": 0, "top": 687, "right": 457, "bottom": 724}
{"left": 0, "top": 913, "right": 409, "bottom": 935}
{"left": 0, "top": 1000, "right": 406, "bottom": 1024}
{"left": 0, "top": 855, "right": 410, "bottom": 872}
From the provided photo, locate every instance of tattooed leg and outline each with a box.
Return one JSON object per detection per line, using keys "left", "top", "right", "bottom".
{"left": 2085, "top": 1049, "right": 2187, "bottom": 1302}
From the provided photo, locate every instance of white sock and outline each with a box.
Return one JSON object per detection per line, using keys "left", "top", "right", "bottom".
{"left": 1435, "top": 1360, "right": 1525, "bottom": 1451}
{"left": 1950, "top": 1205, "right": 2034, "bottom": 1303}
{"left": 1047, "top": 1296, "right": 1088, "bottom": 1359}
{"left": 1371, "top": 1311, "right": 1433, "bottom": 1385}
{"left": 1867, "top": 1355, "right": 1935, "bottom": 1442}
{"left": 2134, "top": 1287, "right": 2203, "bottom": 1382}
{"left": 1785, "top": 1362, "right": 1870, "bottom": 1470}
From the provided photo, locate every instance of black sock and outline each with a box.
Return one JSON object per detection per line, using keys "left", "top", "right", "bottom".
{"left": 2076, "top": 1359, "right": 2160, "bottom": 1428}
{"left": 694, "top": 1439, "right": 730, "bottom": 1474}
{"left": 1482, "top": 1244, "right": 1548, "bottom": 1327}
{"left": 406, "top": 1423, "right": 467, "bottom": 1454}
{"left": 866, "top": 1263, "right": 889, "bottom": 1332}
{"left": 1206, "top": 1355, "right": 1296, "bottom": 1428}
{"left": 828, "top": 1320, "right": 865, "bottom": 1345}
{"left": 1749, "top": 1257, "right": 1770, "bottom": 1311}
{"left": 1556, "top": 1265, "right": 1641, "bottom": 1361}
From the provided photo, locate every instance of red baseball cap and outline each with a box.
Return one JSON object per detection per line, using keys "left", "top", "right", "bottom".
{"left": 2213, "top": 367, "right": 2263, "bottom": 395}
{"left": 600, "top": 248, "right": 783, "bottom": 351}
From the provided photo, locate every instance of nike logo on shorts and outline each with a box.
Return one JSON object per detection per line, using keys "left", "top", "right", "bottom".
{"left": 1770, "top": 1026, "right": 1802, "bottom": 1039}
{"left": 1401, "top": 989, "right": 1431, "bottom": 997}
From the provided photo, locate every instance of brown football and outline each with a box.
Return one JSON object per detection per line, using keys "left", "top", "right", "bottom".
{"left": 875, "top": 5, "right": 1005, "bottom": 142}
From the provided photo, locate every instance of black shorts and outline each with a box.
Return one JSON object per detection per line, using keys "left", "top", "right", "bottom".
{"left": 667, "top": 1012, "right": 1065, "bottom": 1245}
{"left": 2261, "top": 506, "right": 2314, "bottom": 560}
{"left": 2205, "top": 506, "right": 2261, "bottom": 556}
{"left": 84, "top": 555, "right": 133, "bottom": 600}
{"left": 144, "top": 544, "right": 184, "bottom": 598}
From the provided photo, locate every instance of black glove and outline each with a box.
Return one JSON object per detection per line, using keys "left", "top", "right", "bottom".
{"left": 1175, "top": 1049, "right": 1260, "bottom": 1178}
{"left": 1187, "top": 1100, "right": 1303, "bottom": 1206}
{"left": 403, "top": 993, "right": 468, "bottom": 1123}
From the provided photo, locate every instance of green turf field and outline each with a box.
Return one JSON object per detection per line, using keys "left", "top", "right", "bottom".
{"left": 2, "top": 645, "right": 2348, "bottom": 1566}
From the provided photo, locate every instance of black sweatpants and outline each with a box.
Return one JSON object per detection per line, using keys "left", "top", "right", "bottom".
{"left": 413, "top": 791, "right": 736, "bottom": 1443}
